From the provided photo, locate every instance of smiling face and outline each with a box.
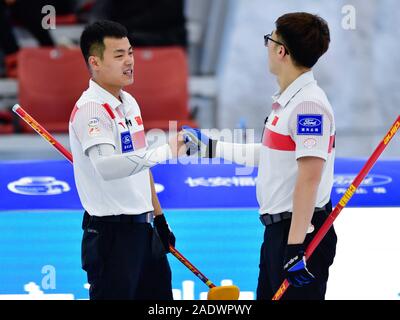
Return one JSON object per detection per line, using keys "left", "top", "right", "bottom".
{"left": 88, "top": 36, "right": 134, "bottom": 88}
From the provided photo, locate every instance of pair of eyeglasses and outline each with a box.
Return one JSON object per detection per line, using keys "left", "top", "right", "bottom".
{"left": 264, "top": 33, "right": 289, "bottom": 55}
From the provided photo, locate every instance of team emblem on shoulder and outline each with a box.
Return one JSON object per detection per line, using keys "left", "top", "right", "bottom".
{"left": 88, "top": 117, "right": 100, "bottom": 127}
{"left": 88, "top": 117, "right": 101, "bottom": 136}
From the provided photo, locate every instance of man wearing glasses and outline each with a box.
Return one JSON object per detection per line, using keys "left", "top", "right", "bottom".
{"left": 182, "top": 12, "right": 337, "bottom": 300}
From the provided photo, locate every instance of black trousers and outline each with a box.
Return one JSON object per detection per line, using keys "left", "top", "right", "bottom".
{"left": 81, "top": 211, "right": 173, "bottom": 300}
{"left": 256, "top": 204, "right": 337, "bottom": 300}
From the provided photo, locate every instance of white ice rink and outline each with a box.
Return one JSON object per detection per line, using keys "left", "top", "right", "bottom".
{"left": 326, "top": 207, "right": 400, "bottom": 300}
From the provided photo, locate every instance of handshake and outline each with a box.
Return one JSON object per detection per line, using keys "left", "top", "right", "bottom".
{"left": 168, "top": 126, "right": 216, "bottom": 158}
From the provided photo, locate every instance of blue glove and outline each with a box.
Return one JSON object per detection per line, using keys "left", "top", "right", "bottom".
{"left": 181, "top": 126, "right": 216, "bottom": 158}
{"left": 283, "top": 244, "right": 315, "bottom": 287}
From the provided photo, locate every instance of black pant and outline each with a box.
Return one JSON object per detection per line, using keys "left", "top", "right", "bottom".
{"left": 256, "top": 204, "right": 337, "bottom": 300}
{"left": 81, "top": 211, "right": 173, "bottom": 300}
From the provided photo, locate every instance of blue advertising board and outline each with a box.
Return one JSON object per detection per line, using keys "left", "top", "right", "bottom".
{"left": 0, "top": 158, "right": 399, "bottom": 210}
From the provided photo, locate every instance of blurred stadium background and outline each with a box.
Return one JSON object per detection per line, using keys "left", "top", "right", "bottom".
{"left": 0, "top": 0, "right": 399, "bottom": 300}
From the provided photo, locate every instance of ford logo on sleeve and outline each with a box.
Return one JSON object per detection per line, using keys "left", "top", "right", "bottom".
{"left": 297, "top": 114, "right": 323, "bottom": 135}
{"left": 7, "top": 177, "right": 71, "bottom": 195}
{"left": 299, "top": 118, "right": 322, "bottom": 127}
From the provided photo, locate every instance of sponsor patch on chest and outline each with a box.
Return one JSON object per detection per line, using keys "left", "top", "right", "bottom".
{"left": 121, "top": 131, "right": 134, "bottom": 153}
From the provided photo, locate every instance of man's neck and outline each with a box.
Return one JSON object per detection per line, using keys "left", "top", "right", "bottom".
{"left": 277, "top": 67, "right": 310, "bottom": 94}
{"left": 93, "top": 78, "right": 122, "bottom": 101}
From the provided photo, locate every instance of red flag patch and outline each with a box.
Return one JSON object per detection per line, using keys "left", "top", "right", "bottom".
{"left": 135, "top": 116, "right": 143, "bottom": 126}
{"left": 272, "top": 116, "right": 279, "bottom": 126}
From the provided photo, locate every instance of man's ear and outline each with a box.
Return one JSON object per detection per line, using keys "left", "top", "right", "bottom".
{"left": 278, "top": 46, "right": 286, "bottom": 58}
{"left": 88, "top": 56, "right": 101, "bottom": 71}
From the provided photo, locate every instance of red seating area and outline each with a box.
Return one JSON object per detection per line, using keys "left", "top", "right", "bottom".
{"left": 18, "top": 47, "right": 89, "bottom": 133}
{"left": 55, "top": 14, "right": 79, "bottom": 25}
{"left": 15, "top": 46, "right": 196, "bottom": 133}
{"left": 124, "top": 47, "right": 197, "bottom": 130}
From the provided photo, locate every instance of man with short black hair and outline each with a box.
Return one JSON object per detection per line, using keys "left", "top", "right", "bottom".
{"left": 183, "top": 12, "right": 337, "bottom": 300}
{"left": 70, "top": 20, "right": 185, "bottom": 300}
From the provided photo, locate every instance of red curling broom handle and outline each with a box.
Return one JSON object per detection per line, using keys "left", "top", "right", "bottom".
{"left": 13, "top": 104, "right": 73, "bottom": 162}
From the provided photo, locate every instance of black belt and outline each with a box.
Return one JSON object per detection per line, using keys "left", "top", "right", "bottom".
{"left": 259, "top": 201, "right": 332, "bottom": 227}
{"left": 83, "top": 211, "right": 153, "bottom": 225}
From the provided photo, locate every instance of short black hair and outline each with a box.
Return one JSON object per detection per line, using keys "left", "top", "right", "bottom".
{"left": 80, "top": 20, "right": 128, "bottom": 66}
{"left": 275, "top": 12, "right": 330, "bottom": 68}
